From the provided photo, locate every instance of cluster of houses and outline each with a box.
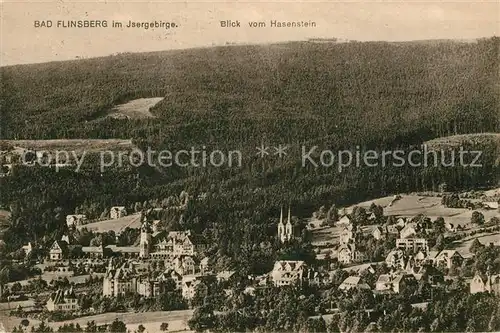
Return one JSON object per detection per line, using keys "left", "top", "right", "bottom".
{"left": 29, "top": 205, "right": 500, "bottom": 314}
{"left": 332, "top": 215, "right": 461, "bottom": 265}
{"left": 49, "top": 214, "right": 207, "bottom": 262}
{"left": 272, "top": 208, "right": 500, "bottom": 297}
{"left": 100, "top": 258, "right": 234, "bottom": 300}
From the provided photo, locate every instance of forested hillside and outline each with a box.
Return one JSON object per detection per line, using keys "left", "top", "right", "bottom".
{"left": 1, "top": 38, "right": 499, "bottom": 142}
{"left": 0, "top": 38, "right": 499, "bottom": 263}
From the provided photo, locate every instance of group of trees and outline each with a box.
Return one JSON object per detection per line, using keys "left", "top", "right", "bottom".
{"left": 185, "top": 271, "right": 500, "bottom": 333}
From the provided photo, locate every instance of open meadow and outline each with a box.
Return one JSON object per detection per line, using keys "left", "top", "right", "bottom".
{"left": 4, "top": 139, "right": 136, "bottom": 153}
{"left": 46, "top": 309, "right": 194, "bottom": 332}
{"left": 106, "top": 97, "right": 164, "bottom": 119}
{"left": 77, "top": 213, "right": 142, "bottom": 233}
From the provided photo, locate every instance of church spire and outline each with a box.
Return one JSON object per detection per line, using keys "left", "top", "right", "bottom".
{"left": 279, "top": 206, "right": 284, "bottom": 224}
{"left": 287, "top": 206, "right": 291, "bottom": 224}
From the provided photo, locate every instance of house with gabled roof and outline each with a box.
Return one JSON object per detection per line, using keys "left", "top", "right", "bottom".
{"left": 110, "top": 206, "right": 127, "bottom": 219}
{"left": 271, "top": 260, "right": 307, "bottom": 287}
{"left": 102, "top": 261, "right": 137, "bottom": 297}
{"left": 372, "top": 226, "right": 386, "bottom": 240}
{"left": 151, "top": 230, "right": 206, "bottom": 258}
{"left": 375, "top": 272, "right": 416, "bottom": 294}
{"left": 338, "top": 243, "right": 365, "bottom": 265}
{"left": 169, "top": 255, "right": 197, "bottom": 276}
{"left": 182, "top": 275, "right": 204, "bottom": 300}
{"left": 66, "top": 214, "right": 87, "bottom": 227}
{"left": 49, "top": 240, "right": 68, "bottom": 261}
{"left": 385, "top": 249, "right": 406, "bottom": 270}
{"left": 21, "top": 242, "right": 33, "bottom": 257}
{"left": 46, "top": 288, "right": 79, "bottom": 312}
{"left": 338, "top": 276, "right": 371, "bottom": 292}
{"left": 159, "top": 269, "right": 183, "bottom": 290}
{"left": 470, "top": 270, "right": 500, "bottom": 295}
{"left": 399, "top": 223, "right": 418, "bottom": 239}
{"left": 199, "top": 257, "right": 210, "bottom": 275}
{"left": 339, "top": 225, "right": 356, "bottom": 245}
{"left": 338, "top": 215, "right": 351, "bottom": 225}
{"left": 433, "top": 250, "right": 463, "bottom": 269}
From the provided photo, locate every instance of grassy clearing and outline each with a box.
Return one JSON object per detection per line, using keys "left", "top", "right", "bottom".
{"left": 76, "top": 213, "right": 141, "bottom": 233}
{"left": 346, "top": 195, "right": 467, "bottom": 219}
{"left": 451, "top": 231, "right": 500, "bottom": 257}
{"left": 425, "top": 133, "right": 500, "bottom": 149}
{"left": 107, "top": 97, "right": 164, "bottom": 119}
{"left": 4, "top": 139, "right": 136, "bottom": 154}
{"left": 6, "top": 273, "right": 106, "bottom": 288}
{"left": 46, "top": 309, "right": 194, "bottom": 331}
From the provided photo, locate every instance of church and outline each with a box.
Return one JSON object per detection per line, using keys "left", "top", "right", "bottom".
{"left": 277, "top": 207, "right": 293, "bottom": 243}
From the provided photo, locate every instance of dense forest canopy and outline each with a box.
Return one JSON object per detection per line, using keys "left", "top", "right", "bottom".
{"left": 0, "top": 38, "right": 499, "bottom": 259}
{"left": 1, "top": 38, "right": 499, "bottom": 142}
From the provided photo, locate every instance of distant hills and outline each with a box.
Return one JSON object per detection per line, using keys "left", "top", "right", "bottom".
{"left": 1, "top": 37, "right": 498, "bottom": 146}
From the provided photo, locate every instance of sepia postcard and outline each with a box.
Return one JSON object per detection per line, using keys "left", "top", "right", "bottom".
{"left": 0, "top": 1, "right": 499, "bottom": 332}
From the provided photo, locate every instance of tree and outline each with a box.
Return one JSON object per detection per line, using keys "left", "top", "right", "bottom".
{"left": 137, "top": 324, "right": 146, "bottom": 333}
{"left": 469, "top": 239, "right": 484, "bottom": 254}
{"left": 433, "top": 217, "right": 446, "bottom": 234}
{"left": 11, "top": 282, "right": 22, "bottom": 293}
{"left": 351, "top": 206, "right": 368, "bottom": 225}
{"left": 489, "top": 217, "right": 500, "bottom": 225}
{"left": 326, "top": 204, "right": 339, "bottom": 224}
{"left": 433, "top": 234, "right": 445, "bottom": 251}
{"left": 108, "top": 319, "right": 126, "bottom": 333}
{"left": 85, "top": 321, "right": 97, "bottom": 332}
{"left": 0, "top": 267, "right": 9, "bottom": 288}
{"left": 159, "top": 323, "right": 169, "bottom": 331}
{"left": 471, "top": 211, "right": 485, "bottom": 225}
{"left": 305, "top": 317, "right": 327, "bottom": 332}
{"left": 32, "top": 321, "right": 54, "bottom": 333}
{"left": 188, "top": 305, "right": 215, "bottom": 332}
{"left": 369, "top": 203, "right": 384, "bottom": 219}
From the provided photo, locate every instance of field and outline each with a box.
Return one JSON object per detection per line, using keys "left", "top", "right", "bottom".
{"left": 310, "top": 193, "right": 500, "bottom": 256}
{"left": 346, "top": 195, "right": 473, "bottom": 223}
{"left": 3, "top": 139, "right": 136, "bottom": 154}
{"left": 484, "top": 187, "right": 500, "bottom": 197}
{"left": 0, "top": 309, "right": 193, "bottom": 332}
{"left": 47, "top": 309, "right": 194, "bottom": 331}
{"left": 106, "top": 97, "right": 164, "bottom": 119}
{"left": 5, "top": 273, "right": 105, "bottom": 288}
{"left": 451, "top": 232, "right": 500, "bottom": 257}
{"left": 425, "top": 133, "right": 500, "bottom": 150}
{"left": 77, "top": 213, "right": 142, "bottom": 233}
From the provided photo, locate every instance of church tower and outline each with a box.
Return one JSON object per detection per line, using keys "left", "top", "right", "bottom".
{"left": 285, "top": 207, "right": 293, "bottom": 241}
{"left": 139, "top": 216, "right": 152, "bottom": 259}
{"left": 277, "top": 207, "right": 285, "bottom": 243}
{"left": 278, "top": 206, "right": 293, "bottom": 243}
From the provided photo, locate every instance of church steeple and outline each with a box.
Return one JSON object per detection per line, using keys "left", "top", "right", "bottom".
{"left": 278, "top": 206, "right": 293, "bottom": 243}
{"left": 285, "top": 206, "right": 293, "bottom": 239}
{"left": 140, "top": 217, "right": 152, "bottom": 259}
